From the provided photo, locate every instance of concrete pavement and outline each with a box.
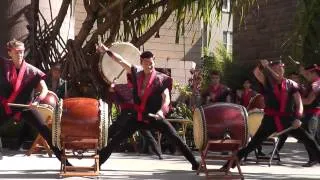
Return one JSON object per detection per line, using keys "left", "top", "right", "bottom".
{"left": 0, "top": 137, "right": 319, "bottom": 179}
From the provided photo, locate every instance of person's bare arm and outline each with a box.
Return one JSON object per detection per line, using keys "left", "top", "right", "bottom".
{"left": 155, "top": 88, "right": 171, "bottom": 119}
{"left": 96, "top": 43, "right": 132, "bottom": 74}
{"left": 34, "top": 80, "right": 48, "bottom": 103}
{"left": 302, "top": 91, "right": 316, "bottom": 105}
{"left": 260, "top": 59, "right": 283, "bottom": 82}
{"left": 253, "top": 66, "right": 266, "bottom": 86}
{"left": 292, "top": 92, "right": 303, "bottom": 129}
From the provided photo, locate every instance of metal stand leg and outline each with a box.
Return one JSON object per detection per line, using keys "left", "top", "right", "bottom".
{"left": 269, "top": 138, "right": 280, "bottom": 167}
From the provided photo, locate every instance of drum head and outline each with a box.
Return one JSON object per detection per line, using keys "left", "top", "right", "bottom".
{"left": 247, "top": 109, "right": 264, "bottom": 136}
{"left": 99, "top": 42, "right": 140, "bottom": 84}
{"left": 193, "top": 107, "right": 207, "bottom": 151}
{"left": 37, "top": 105, "right": 54, "bottom": 123}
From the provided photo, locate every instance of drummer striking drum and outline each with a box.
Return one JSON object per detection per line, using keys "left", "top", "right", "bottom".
{"left": 0, "top": 39, "right": 69, "bottom": 164}
{"left": 221, "top": 59, "right": 320, "bottom": 169}
{"left": 96, "top": 43, "right": 199, "bottom": 170}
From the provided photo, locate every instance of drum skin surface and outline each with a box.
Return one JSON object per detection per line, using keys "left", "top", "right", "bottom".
{"left": 99, "top": 42, "right": 140, "bottom": 84}
{"left": 247, "top": 109, "right": 264, "bottom": 137}
{"left": 247, "top": 94, "right": 265, "bottom": 111}
{"left": 52, "top": 98, "right": 109, "bottom": 150}
{"left": 193, "top": 103, "right": 248, "bottom": 151}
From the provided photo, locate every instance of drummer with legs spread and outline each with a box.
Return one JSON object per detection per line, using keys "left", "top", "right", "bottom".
{"left": 0, "top": 39, "right": 70, "bottom": 165}
{"left": 96, "top": 43, "right": 199, "bottom": 170}
{"left": 221, "top": 59, "right": 320, "bottom": 170}
{"left": 108, "top": 83, "right": 163, "bottom": 160}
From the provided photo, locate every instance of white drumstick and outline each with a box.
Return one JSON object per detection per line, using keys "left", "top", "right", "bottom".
{"left": 148, "top": 113, "right": 158, "bottom": 118}
{"left": 8, "top": 103, "right": 32, "bottom": 108}
{"left": 272, "top": 126, "right": 294, "bottom": 137}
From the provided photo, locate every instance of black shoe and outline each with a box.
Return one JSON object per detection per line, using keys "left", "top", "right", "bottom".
{"left": 192, "top": 161, "right": 200, "bottom": 170}
{"left": 302, "top": 161, "right": 318, "bottom": 167}
{"left": 158, "top": 155, "right": 163, "bottom": 160}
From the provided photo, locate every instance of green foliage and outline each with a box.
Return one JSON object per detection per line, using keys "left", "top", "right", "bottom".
{"left": 169, "top": 102, "right": 193, "bottom": 121}
{"left": 111, "top": 104, "right": 120, "bottom": 121}
{"left": 201, "top": 43, "right": 232, "bottom": 89}
{"left": 288, "top": 0, "right": 320, "bottom": 65}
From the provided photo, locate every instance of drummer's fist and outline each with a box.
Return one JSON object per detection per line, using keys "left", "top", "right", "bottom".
{"left": 292, "top": 119, "right": 302, "bottom": 129}
{"left": 260, "top": 59, "right": 269, "bottom": 67}
{"left": 96, "top": 43, "right": 108, "bottom": 54}
{"left": 155, "top": 110, "right": 165, "bottom": 120}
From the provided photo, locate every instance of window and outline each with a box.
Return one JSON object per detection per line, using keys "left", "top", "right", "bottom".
{"left": 223, "top": 31, "right": 233, "bottom": 53}
{"left": 222, "top": 0, "right": 231, "bottom": 13}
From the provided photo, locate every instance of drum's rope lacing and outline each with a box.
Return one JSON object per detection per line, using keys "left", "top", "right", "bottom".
{"left": 53, "top": 99, "right": 63, "bottom": 150}
{"left": 99, "top": 99, "right": 109, "bottom": 149}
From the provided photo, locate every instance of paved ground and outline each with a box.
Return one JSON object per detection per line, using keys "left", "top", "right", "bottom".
{"left": 0, "top": 138, "right": 319, "bottom": 180}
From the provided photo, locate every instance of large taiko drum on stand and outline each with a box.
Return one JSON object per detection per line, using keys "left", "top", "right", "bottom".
{"left": 99, "top": 42, "right": 140, "bottom": 85}
{"left": 247, "top": 94, "right": 265, "bottom": 111}
{"left": 193, "top": 103, "right": 248, "bottom": 151}
{"left": 52, "top": 98, "right": 109, "bottom": 150}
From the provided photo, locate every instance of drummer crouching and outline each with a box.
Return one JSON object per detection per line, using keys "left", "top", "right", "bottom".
{"left": 0, "top": 39, "right": 70, "bottom": 165}
{"left": 221, "top": 59, "right": 320, "bottom": 170}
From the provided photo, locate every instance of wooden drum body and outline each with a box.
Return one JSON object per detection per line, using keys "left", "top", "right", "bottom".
{"left": 52, "top": 98, "right": 109, "bottom": 150}
{"left": 193, "top": 103, "right": 248, "bottom": 151}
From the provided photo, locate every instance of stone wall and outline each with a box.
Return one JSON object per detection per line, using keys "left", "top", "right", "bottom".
{"left": 233, "top": 0, "right": 298, "bottom": 64}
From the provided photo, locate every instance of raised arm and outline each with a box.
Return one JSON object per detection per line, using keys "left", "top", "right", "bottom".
{"left": 253, "top": 65, "right": 266, "bottom": 86}
{"left": 96, "top": 43, "right": 132, "bottom": 74}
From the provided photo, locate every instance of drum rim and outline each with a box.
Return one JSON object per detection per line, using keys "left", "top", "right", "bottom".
{"left": 98, "top": 42, "right": 140, "bottom": 84}
{"left": 193, "top": 107, "right": 208, "bottom": 151}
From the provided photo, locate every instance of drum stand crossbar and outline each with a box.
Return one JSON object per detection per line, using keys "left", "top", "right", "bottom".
{"left": 197, "top": 139, "right": 244, "bottom": 180}
{"left": 60, "top": 138, "right": 100, "bottom": 177}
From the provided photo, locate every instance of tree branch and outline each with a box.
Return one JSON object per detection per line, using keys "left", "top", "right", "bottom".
{"left": 127, "top": 0, "right": 168, "bottom": 20}
{"left": 74, "top": 0, "right": 99, "bottom": 47}
{"left": 51, "top": 0, "right": 71, "bottom": 39}
{"left": 131, "top": 8, "right": 174, "bottom": 47}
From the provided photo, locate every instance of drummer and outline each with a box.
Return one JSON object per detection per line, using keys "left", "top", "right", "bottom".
{"left": 236, "top": 79, "right": 257, "bottom": 107}
{"left": 221, "top": 59, "right": 320, "bottom": 170}
{"left": 96, "top": 44, "right": 199, "bottom": 170}
{"left": 46, "top": 62, "right": 67, "bottom": 99}
{"left": 0, "top": 39, "right": 70, "bottom": 165}
{"left": 108, "top": 81, "right": 163, "bottom": 160}
{"left": 201, "top": 70, "right": 232, "bottom": 104}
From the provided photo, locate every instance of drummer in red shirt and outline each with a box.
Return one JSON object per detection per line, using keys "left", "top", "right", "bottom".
{"left": 202, "top": 70, "right": 232, "bottom": 104}
{"left": 236, "top": 79, "right": 257, "bottom": 108}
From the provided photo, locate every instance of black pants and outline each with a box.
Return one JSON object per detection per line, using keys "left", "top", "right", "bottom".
{"left": 108, "top": 111, "right": 162, "bottom": 157}
{"left": 237, "top": 116, "right": 320, "bottom": 162}
{"left": 99, "top": 113, "right": 198, "bottom": 167}
{"left": 0, "top": 107, "right": 63, "bottom": 162}
{"left": 303, "top": 114, "right": 320, "bottom": 161}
